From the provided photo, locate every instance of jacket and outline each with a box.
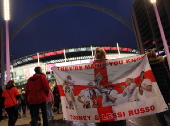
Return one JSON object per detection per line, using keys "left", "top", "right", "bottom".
{"left": 21, "top": 93, "right": 27, "bottom": 104}
{"left": 2, "top": 85, "right": 20, "bottom": 108}
{"left": 26, "top": 73, "right": 50, "bottom": 104}
{"left": 46, "top": 90, "right": 54, "bottom": 103}
{"left": 53, "top": 87, "right": 61, "bottom": 103}
{"left": 149, "top": 56, "right": 170, "bottom": 104}
{"left": 0, "top": 86, "right": 3, "bottom": 108}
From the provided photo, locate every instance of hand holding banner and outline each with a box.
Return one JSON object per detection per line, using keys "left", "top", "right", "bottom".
{"left": 52, "top": 54, "right": 167, "bottom": 123}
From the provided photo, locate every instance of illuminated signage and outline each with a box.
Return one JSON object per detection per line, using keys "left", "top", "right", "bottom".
{"left": 12, "top": 46, "right": 138, "bottom": 67}
{"left": 56, "top": 50, "right": 64, "bottom": 54}
{"left": 32, "top": 46, "right": 136, "bottom": 60}
{"left": 106, "top": 55, "right": 118, "bottom": 59}
{"left": 45, "top": 52, "right": 56, "bottom": 57}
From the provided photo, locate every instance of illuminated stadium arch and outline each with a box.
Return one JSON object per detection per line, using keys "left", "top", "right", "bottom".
{"left": 10, "top": 1, "right": 133, "bottom": 42}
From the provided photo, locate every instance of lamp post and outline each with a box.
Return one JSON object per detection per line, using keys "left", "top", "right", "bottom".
{"left": 37, "top": 53, "right": 40, "bottom": 66}
{"left": 117, "top": 43, "right": 121, "bottom": 58}
{"left": 91, "top": 45, "right": 94, "bottom": 60}
{"left": 150, "top": 0, "right": 170, "bottom": 70}
{"left": 4, "top": 0, "right": 11, "bottom": 81}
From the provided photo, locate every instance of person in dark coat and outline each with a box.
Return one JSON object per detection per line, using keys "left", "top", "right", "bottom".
{"left": 53, "top": 83, "right": 61, "bottom": 113}
{"left": 146, "top": 49, "right": 170, "bottom": 126}
{"left": 21, "top": 91, "right": 27, "bottom": 115}
{"left": 0, "top": 86, "right": 3, "bottom": 121}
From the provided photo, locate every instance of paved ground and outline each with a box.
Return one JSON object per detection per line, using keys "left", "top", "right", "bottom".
{"left": 0, "top": 112, "right": 170, "bottom": 126}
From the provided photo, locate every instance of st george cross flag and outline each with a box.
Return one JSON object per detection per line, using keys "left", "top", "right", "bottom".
{"left": 51, "top": 54, "right": 167, "bottom": 123}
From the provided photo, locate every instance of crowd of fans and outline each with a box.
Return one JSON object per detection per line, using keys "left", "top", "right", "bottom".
{"left": 0, "top": 48, "right": 170, "bottom": 126}
{"left": 0, "top": 67, "right": 62, "bottom": 126}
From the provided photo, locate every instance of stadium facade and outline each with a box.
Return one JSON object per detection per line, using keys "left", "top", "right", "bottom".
{"left": 5, "top": 46, "right": 139, "bottom": 89}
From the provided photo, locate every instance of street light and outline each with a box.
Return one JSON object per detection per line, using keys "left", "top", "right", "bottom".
{"left": 4, "top": 0, "right": 11, "bottom": 81}
{"left": 150, "top": 0, "right": 156, "bottom": 3}
{"left": 150, "top": 0, "right": 170, "bottom": 70}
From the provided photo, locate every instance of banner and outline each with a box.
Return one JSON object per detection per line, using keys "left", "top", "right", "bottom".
{"left": 52, "top": 54, "right": 167, "bottom": 123}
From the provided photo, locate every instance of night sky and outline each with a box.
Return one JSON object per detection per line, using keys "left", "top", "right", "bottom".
{"left": 0, "top": 0, "right": 136, "bottom": 60}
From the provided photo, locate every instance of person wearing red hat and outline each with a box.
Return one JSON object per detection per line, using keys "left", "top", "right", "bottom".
{"left": 102, "top": 83, "right": 118, "bottom": 107}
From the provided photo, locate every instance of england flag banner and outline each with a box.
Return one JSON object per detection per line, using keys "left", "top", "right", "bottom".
{"left": 51, "top": 54, "right": 167, "bottom": 123}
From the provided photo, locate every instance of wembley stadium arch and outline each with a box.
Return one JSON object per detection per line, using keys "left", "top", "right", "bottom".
{"left": 10, "top": 1, "right": 133, "bottom": 42}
